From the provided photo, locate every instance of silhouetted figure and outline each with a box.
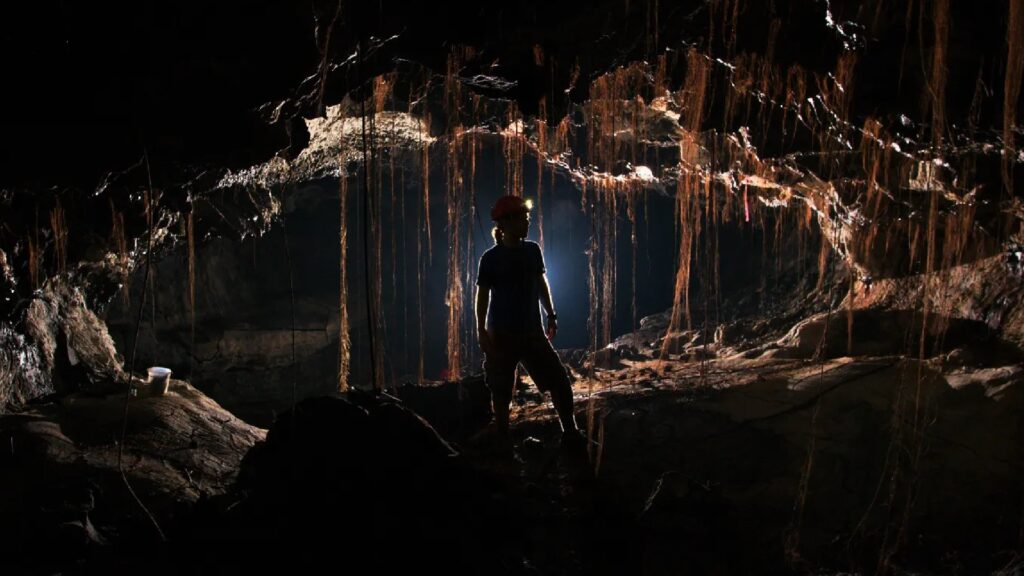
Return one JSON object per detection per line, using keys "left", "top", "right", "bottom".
{"left": 475, "top": 195, "right": 584, "bottom": 453}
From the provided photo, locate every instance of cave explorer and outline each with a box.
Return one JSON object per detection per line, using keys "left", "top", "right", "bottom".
{"left": 475, "top": 195, "right": 585, "bottom": 453}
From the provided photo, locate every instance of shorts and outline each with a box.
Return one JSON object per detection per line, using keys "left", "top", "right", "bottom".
{"left": 483, "top": 329, "right": 572, "bottom": 404}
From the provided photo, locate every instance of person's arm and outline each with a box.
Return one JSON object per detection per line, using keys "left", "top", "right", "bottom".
{"left": 476, "top": 285, "right": 493, "bottom": 353}
{"left": 539, "top": 273, "right": 558, "bottom": 340}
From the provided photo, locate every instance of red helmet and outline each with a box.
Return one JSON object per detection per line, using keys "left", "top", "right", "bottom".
{"left": 490, "top": 195, "right": 531, "bottom": 221}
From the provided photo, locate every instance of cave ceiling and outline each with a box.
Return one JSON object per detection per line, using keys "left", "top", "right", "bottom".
{"left": 0, "top": 0, "right": 1021, "bottom": 287}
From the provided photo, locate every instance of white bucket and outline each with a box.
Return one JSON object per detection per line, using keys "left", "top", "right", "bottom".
{"left": 147, "top": 367, "right": 172, "bottom": 395}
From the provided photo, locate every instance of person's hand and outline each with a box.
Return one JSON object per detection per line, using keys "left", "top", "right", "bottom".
{"left": 546, "top": 315, "right": 558, "bottom": 340}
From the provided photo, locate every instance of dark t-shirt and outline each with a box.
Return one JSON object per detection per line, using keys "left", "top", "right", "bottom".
{"left": 476, "top": 240, "right": 546, "bottom": 334}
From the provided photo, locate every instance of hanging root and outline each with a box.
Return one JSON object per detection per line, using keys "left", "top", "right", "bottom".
{"left": 1004, "top": 0, "right": 1024, "bottom": 199}
{"left": 49, "top": 200, "right": 68, "bottom": 276}
{"left": 338, "top": 173, "right": 351, "bottom": 392}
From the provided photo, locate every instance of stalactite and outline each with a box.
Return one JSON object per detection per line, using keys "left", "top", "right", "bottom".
{"left": 812, "top": 53, "right": 857, "bottom": 178}
{"left": 389, "top": 115, "right": 398, "bottom": 306}
{"left": 662, "top": 49, "right": 710, "bottom": 354}
{"left": 602, "top": 183, "right": 616, "bottom": 350}
{"left": 588, "top": 63, "right": 647, "bottom": 173}
{"left": 653, "top": 0, "right": 659, "bottom": 54}
{"left": 49, "top": 200, "right": 67, "bottom": 275}
{"left": 422, "top": 113, "right": 433, "bottom": 266}
{"left": 504, "top": 102, "right": 525, "bottom": 196}
{"left": 923, "top": 199, "right": 976, "bottom": 351}
{"left": 548, "top": 150, "right": 557, "bottom": 255}
{"left": 858, "top": 119, "right": 889, "bottom": 267}
{"left": 374, "top": 135, "right": 386, "bottom": 390}
{"left": 417, "top": 149, "right": 426, "bottom": 386}
{"left": 144, "top": 188, "right": 157, "bottom": 330}
{"left": 27, "top": 235, "right": 39, "bottom": 291}
{"left": 631, "top": 94, "right": 641, "bottom": 167}
{"left": 554, "top": 117, "right": 571, "bottom": 159}
{"left": 883, "top": 215, "right": 898, "bottom": 266}
{"left": 663, "top": 172, "right": 696, "bottom": 356}
{"left": 847, "top": 272, "right": 855, "bottom": 355}
{"left": 928, "top": 0, "right": 950, "bottom": 147}
{"left": 464, "top": 130, "right": 479, "bottom": 369}
{"left": 916, "top": 184, "right": 939, "bottom": 438}
{"left": 756, "top": 54, "right": 779, "bottom": 152}
{"left": 966, "top": 64, "right": 986, "bottom": 136}
{"left": 742, "top": 183, "right": 750, "bottom": 223}
{"left": 941, "top": 201, "right": 975, "bottom": 272}
{"left": 585, "top": 181, "right": 598, "bottom": 361}
{"left": 908, "top": 219, "right": 921, "bottom": 273}
{"left": 536, "top": 99, "right": 547, "bottom": 250}
{"left": 774, "top": 204, "right": 784, "bottom": 277}
{"left": 1004, "top": 0, "right": 1024, "bottom": 200}
{"left": 723, "top": 54, "right": 750, "bottom": 133}
{"left": 702, "top": 158, "right": 718, "bottom": 368}
{"left": 187, "top": 201, "right": 196, "bottom": 378}
{"left": 679, "top": 50, "right": 709, "bottom": 160}
{"left": 784, "top": 65, "right": 807, "bottom": 150}
{"left": 765, "top": 17, "right": 781, "bottom": 76}
{"left": 724, "top": 0, "right": 740, "bottom": 55}
{"left": 644, "top": 0, "right": 654, "bottom": 55}
{"left": 628, "top": 182, "right": 639, "bottom": 347}
{"left": 707, "top": 0, "right": 716, "bottom": 50}
{"left": 359, "top": 79, "right": 386, "bottom": 392}
{"left": 442, "top": 49, "right": 473, "bottom": 380}
{"left": 400, "top": 165, "right": 409, "bottom": 381}
{"left": 796, "top": 204, "right": 809, "bottom": 286}
{"left": 587, "top": 178, "right": 616, "bottom": 356}
{"left": 815, "top": 222, "right": 830, "bottom": 293}
{"left": 445, "top": 128, "right": 465, "bottom": 379}
{"left": 590, "top": 79, "right": 606, "bottom": 171}
{"left": 834, "top": 53, "right": 858, "bottom": 125}
{"left": 655, "top": 54, "right": 668, "bottom": 97}
{"left": 353, "top": 130, "right": 364, "bottom": 385}
{"left": 898, "top": 0, "right": 916, "bottom": 92}
{"left": 338, "top": 173, "right": 351, "bottom": 392}
{"left": 758, "top": 202, "right": 769, "bottom": 298}
{"left": 109, "top": 200, "right": 128, "bottom": 302}
{"left": 372, "top": 75, "right": 391, "bottom": 389}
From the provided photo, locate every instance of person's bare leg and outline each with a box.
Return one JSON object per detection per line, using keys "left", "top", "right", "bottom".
{"left": 521, "top": 335, "right": 580, "bottom": 436}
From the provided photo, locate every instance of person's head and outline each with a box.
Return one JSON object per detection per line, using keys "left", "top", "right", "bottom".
{"left": 490, "top": 195, "right": 532, "bottom": 245}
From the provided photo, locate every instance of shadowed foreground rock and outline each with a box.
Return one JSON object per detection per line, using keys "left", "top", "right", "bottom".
{"left": 0, "top": 379, "right": 264, "bottom": 574}
{"left": 180, "top": 393, "right": 526, "bottom": 574}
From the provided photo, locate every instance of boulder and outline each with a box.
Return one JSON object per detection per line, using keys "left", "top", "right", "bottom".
{"left": 0, "top": 379, "right": 263, "bottom": 573}
{"left": 189, "top": 394, "right": 524, "bottom": 573}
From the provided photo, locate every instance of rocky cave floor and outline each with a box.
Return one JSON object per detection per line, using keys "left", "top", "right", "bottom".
{"left": 4, "top": 301, "right": 1024, "bottom": 575}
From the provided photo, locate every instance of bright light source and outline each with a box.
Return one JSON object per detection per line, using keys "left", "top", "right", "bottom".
{"left": 524, "top": 199, "right": 534, "bottom": 210}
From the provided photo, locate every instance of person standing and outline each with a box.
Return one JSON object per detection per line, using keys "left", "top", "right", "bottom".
{"left": 475, "top": 195, "right": 584, "bottom": 450}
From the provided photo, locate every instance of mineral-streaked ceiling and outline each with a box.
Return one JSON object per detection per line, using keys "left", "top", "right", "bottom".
{"left": 0, "top": 0, "right": 1021, "bottom": 392}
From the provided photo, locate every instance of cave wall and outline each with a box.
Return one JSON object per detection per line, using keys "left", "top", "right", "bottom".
{"left": 1, "top": 0, "right": 1021, "bottom": 414}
